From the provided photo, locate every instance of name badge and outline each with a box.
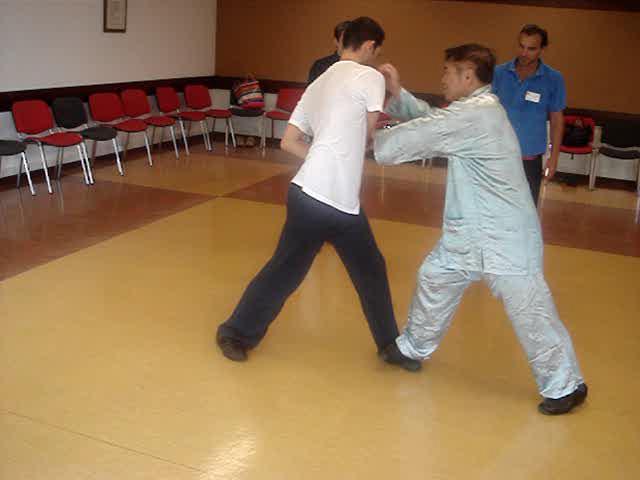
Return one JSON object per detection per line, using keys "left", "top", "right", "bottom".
{"left": 525, "top": 91, "right": 541, "bottom": 103}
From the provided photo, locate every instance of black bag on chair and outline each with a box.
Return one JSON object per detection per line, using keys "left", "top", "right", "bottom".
{"left": 562, "top": 121, "right": 592, "bottom": 147}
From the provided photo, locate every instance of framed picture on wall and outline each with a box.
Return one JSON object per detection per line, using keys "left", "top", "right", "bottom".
{"left": 103, "top": 0, "right": 127, "bottom": 33}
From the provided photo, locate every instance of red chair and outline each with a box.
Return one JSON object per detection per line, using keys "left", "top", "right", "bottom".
{"left": 121, "top": 89, "right": 180, "bottom": 159}
{"left": 559, "top": 115, "right": 596, "bottom": 179}
{"left": 261, "top": 88, "right": 304, "bottom": 149}
{"left": 12, "top": 100, "right": 92, "bottom": 194}
{"left": 89, "top": 92, "right": 153, "bottom": 166}
{"left": 155, "top": 86, "right": 211, "bottom": 155}
{"left": 184, "top": 84, "right": 236, "bottom": 149}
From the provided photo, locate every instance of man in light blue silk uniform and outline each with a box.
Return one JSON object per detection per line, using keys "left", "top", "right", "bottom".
{"left": 374, "top": 44, "right": 587, "bottom": 415}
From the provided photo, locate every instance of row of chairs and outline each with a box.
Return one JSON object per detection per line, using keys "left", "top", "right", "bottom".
{"left": 3, "top": 94, "right": 638, "bottom": 196}
{"left": 1, "top": 85, "right": 305, "bottom": 195}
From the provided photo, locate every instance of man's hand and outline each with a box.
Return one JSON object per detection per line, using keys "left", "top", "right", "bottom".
{"left": 544, "top": 153, "right": 558, "bottom": 181}
{"left": 378, "top": 63, "right": 402, "bottom": 99}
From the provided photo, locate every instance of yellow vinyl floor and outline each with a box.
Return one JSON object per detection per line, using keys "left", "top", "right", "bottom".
{"left": 2, "top": 145, "right": 639, "bottom": 479}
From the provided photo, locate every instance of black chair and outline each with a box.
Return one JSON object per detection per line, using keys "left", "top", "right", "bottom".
{"left": 229, "top": 90, "right": 265, "bottom": 148}
{"left": 52, "top": 97, "right": 122, "bottom": 179}
{"left": 591, "top": 120, "right": 640, "bottom": 194}
{"left": 229, "top": 107, "right": 265, "bottom": 149}
{"left": 0, "top": 135, "right": 35, "bottom": 195}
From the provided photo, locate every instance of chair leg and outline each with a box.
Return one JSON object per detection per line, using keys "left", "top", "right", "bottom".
{"left": 228, "top": 119, "right": 237, "bottom": 148}
{"left": 16, "top": 154, "right": 22, "bottom": 188}
{"left": 37, "top": 144, "right": 53, "bottom": 194}
{"left": 91, "top": 139, "right": 98, "bottom": 166}
{"left": 179, "top": 119, "right": 190, "bottom": 156}
{"left": 112, "top": 138, "right": 124, "bottom": 175}
{"left": 76, "top": 145, "right": 90, "bottom": 185}
{"left": 81, "top": 142, "right": 94, "bottom": 184}
{"left": 263, "top": 115, "right": 268, "bottom": 152}
{"left": 261, "top": 116, "right": 267, "bottom": 150}
{"left": 261, "top": 115, "right": 267, "bottom": 150}
{"left": 80, "top": 142, "right": 94, "bottom": 185}
{"left": 201, "top": 120, "right": 212, "bottom": 151}
{"left": 143, "top": 132, "right": 153, "bottom": 166}
{"left": 20, "top": 152, "right": 36, "bottom": 195}
{"left": 56, "top": 147, "right": 64, "bottom": 180}
{"left": 169, "top": 126, "right": 179, "bottom": 159}
{"left": 588, "top": 152, "right": 598, "bottom": 190}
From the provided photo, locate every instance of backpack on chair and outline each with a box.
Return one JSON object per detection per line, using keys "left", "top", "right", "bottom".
{"left": 562, "top": 118, "right": 592, "bottom": 147}
{"left": 232, "top": 75, "right": 265, "bottom": 109}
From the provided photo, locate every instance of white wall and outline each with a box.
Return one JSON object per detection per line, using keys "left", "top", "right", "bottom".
{"left": 0, "top": 0, "right": 218, "bottom": 179}
{"left": 0, "top": 0, "right": 217, "bottom": 91}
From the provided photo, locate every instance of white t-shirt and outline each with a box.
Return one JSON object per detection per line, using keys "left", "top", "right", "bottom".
{"left": 289, "top": 60, "right": 385, "bottom": 214}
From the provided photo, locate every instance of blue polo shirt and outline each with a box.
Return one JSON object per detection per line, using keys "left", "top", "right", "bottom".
{"left": 492, "top": 59, "right": 566, "bottom": 157}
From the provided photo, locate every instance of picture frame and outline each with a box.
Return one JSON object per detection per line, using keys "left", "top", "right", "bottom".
{"left": 103, "top": 0, "right": 127, "bottom": 33}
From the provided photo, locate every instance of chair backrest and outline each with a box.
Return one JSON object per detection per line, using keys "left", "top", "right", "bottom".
{"left": 184, "top": 85, "right": 212, "bottom": 110}
{"left": 564, "top": 115, "right": 596, "bottom": 143}
{"left": 121, "top": 89, "right": 151, "bottom": 118}
{"left": 276, "top": 88, "right": 304, "bottom": 112}
{"left": 12, "top": 100, "right": 54, "bottom": 135}
{"left": 89, "top": 92, "right": 125, "bottom": 123}
{"left": 600, "top": 119, "right": 639, "bottom": 149}
{"left": 156, "top": 86, "right": 180, "bottom": 113}
{"left": 52, "top": 97, "right": 88, "bottom": 129}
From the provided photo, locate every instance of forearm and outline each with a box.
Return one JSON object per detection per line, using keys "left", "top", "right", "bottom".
{"left": 281, "top": 138, "right": 309, "bottom": 160}
{"left": 385, "top": 88, "right": 435, "bottom": 122}
{"left": 374, "top": 116, "right": 443, "bottom": 166}
{"left": 549, "top": 113, "right": 564, "bottom": 163}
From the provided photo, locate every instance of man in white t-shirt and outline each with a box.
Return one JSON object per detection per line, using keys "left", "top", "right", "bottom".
{"left": 216, "top": 17, "right": 419, "bottom": 372}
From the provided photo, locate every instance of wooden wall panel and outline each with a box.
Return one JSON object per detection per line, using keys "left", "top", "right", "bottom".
{"left": 216, "top": 0, "right": 640, "bottom": 113}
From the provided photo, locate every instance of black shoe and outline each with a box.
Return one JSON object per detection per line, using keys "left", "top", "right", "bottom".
{"left": 538, "top": 383, "right": 588, "bottom": 415}
{"left": 380, "top": 342, "right": 422, "bottom": 372}
{"left": 216, "top": 330, "right": 248, "bottom": 362}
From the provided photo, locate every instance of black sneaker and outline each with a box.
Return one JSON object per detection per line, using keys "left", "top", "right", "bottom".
{"left": 380, "top": 342, "right": 422, "bottom": 372}
{"left": 538, "top": 383, "right": 588, "bottom": 415}
{"left": 216, "top": 330, "right": 248, "bottom": 362}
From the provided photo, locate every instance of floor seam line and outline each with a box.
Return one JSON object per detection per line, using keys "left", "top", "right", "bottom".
{"left": 4, "top": 410, "right": 207, "bottom": 474}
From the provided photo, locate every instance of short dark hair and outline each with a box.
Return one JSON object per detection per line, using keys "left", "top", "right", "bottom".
{"left": 520, "top": 24, "right": 549, "bottom": 48}
{"left": 444, "top": 44, "right": 496, "bottom": 84}
{"left": 334, "top": 21, "right": 351, "bottom": 42}
{"left": 341, "top": 16, "right": 385, "bottom": 50}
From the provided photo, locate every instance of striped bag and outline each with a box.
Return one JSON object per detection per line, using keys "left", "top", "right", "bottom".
{"left": 232, "top": 75, "right": 264, "bottom": 109}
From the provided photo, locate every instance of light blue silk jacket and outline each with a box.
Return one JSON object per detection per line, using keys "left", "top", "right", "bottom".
{"left": 374, "top": 86, "right": 543, "bottom": 275}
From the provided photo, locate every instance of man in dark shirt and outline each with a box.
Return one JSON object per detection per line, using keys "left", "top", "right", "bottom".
{"left": 307, "top": 20, "right": 351, "bottom": 84}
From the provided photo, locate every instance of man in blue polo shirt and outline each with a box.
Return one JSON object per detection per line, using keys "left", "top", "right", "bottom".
{"left": 493, "top": 24, "right": 565, "bottom": 206}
